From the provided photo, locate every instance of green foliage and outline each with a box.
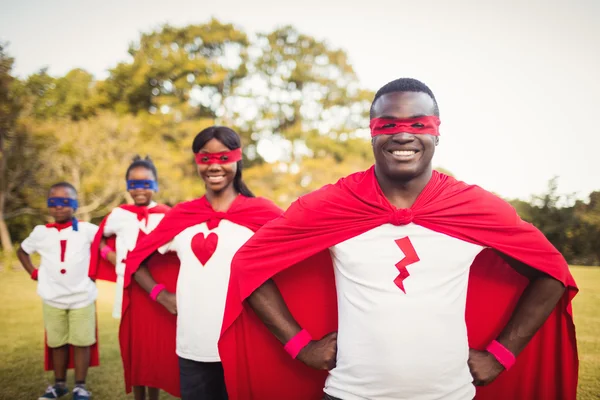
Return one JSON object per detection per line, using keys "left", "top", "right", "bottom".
{"left": 509, "top": 179, "right": 600, "bottom": 265}
{"left": 0, "top": 20, "right": 598, "bottom": 264}
{"left": 20, "top": 68, "right": 97, "bottom": 120}
{"left": 100, "top": 19, "right": 249, "bottom": 118}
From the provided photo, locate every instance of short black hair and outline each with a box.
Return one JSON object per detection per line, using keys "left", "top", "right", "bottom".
{"left": 370, "top": 78, "right": 439, "bottom": 119}
{"left": 49, "top": 182, "right": 77, "bottom": 197}
{"left": 126, "top": 155, "right": 158, "bottom": 181}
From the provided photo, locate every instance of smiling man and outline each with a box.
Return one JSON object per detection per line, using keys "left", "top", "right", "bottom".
{"left": 219, "top": 78, "right": 579, "bottom": 400}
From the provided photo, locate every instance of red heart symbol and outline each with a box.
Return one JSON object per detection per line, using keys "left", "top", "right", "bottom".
{"left": 191, "top": 232, "right": 219, "bottom": 266}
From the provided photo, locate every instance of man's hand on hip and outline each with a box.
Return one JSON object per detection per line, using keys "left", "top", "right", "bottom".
{"left": 297, "top": 332, "right": 338, "bottom": 370}
{"left": 468, "top": 348, "right": 504, "bottom": 386}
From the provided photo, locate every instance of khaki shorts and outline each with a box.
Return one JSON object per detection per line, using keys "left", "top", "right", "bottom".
{"left": 42, "top": 302, "right": 96, "bottom": 348}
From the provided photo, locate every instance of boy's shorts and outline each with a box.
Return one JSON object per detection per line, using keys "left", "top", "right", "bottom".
{"left": 42, "top": 302, "right": 96, "bottom": 348}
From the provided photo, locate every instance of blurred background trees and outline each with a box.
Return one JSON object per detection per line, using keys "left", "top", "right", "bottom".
{"left": 0, "top": 20, "right": 598, "bottom": 265}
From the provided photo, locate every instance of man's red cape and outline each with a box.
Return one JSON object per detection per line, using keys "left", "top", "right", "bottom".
{"left": 219, "top": 167, "right": 579, "bottom": 400}
{"left": 122, "top": 195, "right": 282, "bottom": 396}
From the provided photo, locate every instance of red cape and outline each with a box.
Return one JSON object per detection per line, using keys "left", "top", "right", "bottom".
{"left": 89, "top": 204, "right": 172, "bottom": 282}
{"left": 123, "top": 195, "right": 283, "bottom": 289}
{"left": 121, "top": 251, "right": 181, "bottom": 396}
{"left": 123, "top": 195, "right": 283, "bottom": 396}
{"left": 219, "top": 167, "right": 579, "bottom": 400}
{"left": 91, "top": 203, "right": 180, "bottom": 396}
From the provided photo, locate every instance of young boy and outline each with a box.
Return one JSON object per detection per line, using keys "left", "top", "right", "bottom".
{"left": 17, "top": 182, "right": 99, "bottom": 400}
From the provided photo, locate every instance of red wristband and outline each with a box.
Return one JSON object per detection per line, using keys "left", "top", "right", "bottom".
{"left": 150, "top": 283, "right": 166, "bottom": 301}
{"left": 31, "top": 269, "right": 39, "bottom": 281}
{"left": 100, "top": 245, "right": 113, "bottom": 260}
{"left": 486, "top": 340, "right": 516, "bottom": 370}
{"left": 284, "top": 329, "right": 312, "bottom": 359}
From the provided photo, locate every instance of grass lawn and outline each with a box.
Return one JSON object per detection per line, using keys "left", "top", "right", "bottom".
{"left": 0, "top": 266, "right": 598, "bottom": 399}
{"left": 0, "top": 269, "right": 178, "bottom": 400}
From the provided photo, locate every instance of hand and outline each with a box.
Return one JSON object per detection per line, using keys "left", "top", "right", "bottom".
{"left": 297, "top": 331, "right": 337, "bottom": 370}
{"left": 106, "top": 251, "right": 117, "bottom": 265}
{"left": 30, "top": 268, "right": 39, "bottom": 281}
{"left": 468, "top": 349, "right": 505, "bottom": 386}
{"left": 157, "top": 290, "right": 177, "bottom": 315}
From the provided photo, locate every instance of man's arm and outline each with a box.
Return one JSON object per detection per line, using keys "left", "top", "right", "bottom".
{"left": 469, "top": 253, "right": 565, "bottom": 385}
{"left": 247, "top": 279, "right": 337, "bottom": 370}
{"left": 133, "top": 253, "right": 177, "bottom": 315}
{"left": 17, "top": 247, "right": 37, "bottom": 275}
{"left": 496, "top": 255, "right": 566, "bottom": 355}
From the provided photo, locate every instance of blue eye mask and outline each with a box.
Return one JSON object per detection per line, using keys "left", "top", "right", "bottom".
{"left": 47, "top": 197, "right": 79, "bottom": 231}
{"left": 127, "top": 180, "right": 158, "bottom": 192}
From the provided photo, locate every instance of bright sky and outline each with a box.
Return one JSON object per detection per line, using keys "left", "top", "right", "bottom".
{"left": 2, "top": 0, "right": 599, "bottom": 201}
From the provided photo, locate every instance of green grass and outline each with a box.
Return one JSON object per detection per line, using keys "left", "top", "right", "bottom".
{"left": 571, "top": 266, "right": 600, "bottom": 400}
{"left": 0, "top": 269, "right": 178, "bottom": 400}
{"left": 0, "top": 266, "right": 598, "bottom": 399}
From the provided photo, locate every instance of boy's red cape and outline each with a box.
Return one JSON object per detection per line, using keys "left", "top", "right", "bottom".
{"left": 44, "top": 312, "right": 100, "bottom": 371}
{"left": 219, "top": 167, "right": 579, "bottom": 400}
{"left": 122, "top": 195, "right": 282, "bottom": 396}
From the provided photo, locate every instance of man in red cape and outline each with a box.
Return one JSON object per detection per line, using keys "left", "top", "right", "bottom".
{"left": 89, "top": 202, "right": 180, "bottom": 397}
{"left": 219, "top": 78, "right": 578, "bottom": 400}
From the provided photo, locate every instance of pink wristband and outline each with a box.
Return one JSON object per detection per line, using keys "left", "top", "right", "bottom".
{"left": 149, "top": 283, "right": 166, "bottom": 301}
{"left": 31, "top": 269, "right": 39, "bottom": 281}
{"left": 100, "top": 245, "right": 113, "bottom": 260}
{"left": 486, "top": 340, "right": 516, "bottom": 370}
{"left": 284, "top": 329, "right": 312, "bottom": 359}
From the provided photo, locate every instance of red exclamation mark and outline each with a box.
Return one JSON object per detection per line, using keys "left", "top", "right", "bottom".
{"left": 60, "top": 240, "right": 67, "bottom": 274}
{"left": 60, "top": 240, "right": 67, "bottom": 262}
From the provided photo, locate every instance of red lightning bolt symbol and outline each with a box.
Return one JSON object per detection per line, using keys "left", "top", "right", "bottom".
{"left": 394, "top": 237, "right": 420, "bottom": 293}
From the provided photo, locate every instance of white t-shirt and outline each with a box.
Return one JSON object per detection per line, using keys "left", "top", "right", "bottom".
{"left": 324, "top": 223, "right": 485, "bottom": 400}
{"left": 21, "top": 222, "right": 99, "bottom": 310}
{"left": 103, "top": 202, "right": 166, "bottom": 318}
{"left": 159, "top": 219, "right": 254, "bottom": 362}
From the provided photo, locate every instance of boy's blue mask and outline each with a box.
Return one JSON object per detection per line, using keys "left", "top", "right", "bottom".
{"left": 47, "top": 197, "right": 79, "bottom": 231}
{"left": 47, "top": 197, "right": 78, "bottom": 210}
{"left": 127, "top": 180, "right": 158, "bottom": 192}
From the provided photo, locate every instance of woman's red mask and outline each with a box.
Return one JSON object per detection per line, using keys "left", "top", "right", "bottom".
{"left": 195, "top": 148, "right": 243, "bottom": 165}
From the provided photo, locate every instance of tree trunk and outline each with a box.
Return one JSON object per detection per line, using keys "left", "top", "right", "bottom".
{"left": 72, "top": 166, "right": 90, "bottom": 221}
{"left": 0, "top": 132, "right": 13, "bottom": 253}
{"left": 0, "top": 198, "right": 12, "bottom": 253}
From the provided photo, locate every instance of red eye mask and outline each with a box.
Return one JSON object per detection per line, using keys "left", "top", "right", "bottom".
{"left": 195, "top": 148, "right": 243, "bottom": 165}
{"left": 370, "top": 116, "right": 441, "bottom": 137}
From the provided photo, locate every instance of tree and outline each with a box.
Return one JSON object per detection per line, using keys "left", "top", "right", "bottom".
{"left": 100, "top": 19, "right": 249, "bottom": 119}
{"left": 0, "top": 43, "right": 22, "bottom": 253}
{"left": 225, "top": 26, "right": 373, "bottom": 162}
{"left": 575, "top": 191, "right": 600, "bottom": 264}
{"left": 28, "top": 113, "right": 148, "bottom": 221}
{"left": 21, "top": 68, "right": 97, "bottom": 120}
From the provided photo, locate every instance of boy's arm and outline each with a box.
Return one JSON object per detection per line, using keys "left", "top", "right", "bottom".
{"left": 17, "top": 247, "right": 37, "bottom": 277}
{"left": 18, "top": 226, "right": 42, "bottom": 279}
